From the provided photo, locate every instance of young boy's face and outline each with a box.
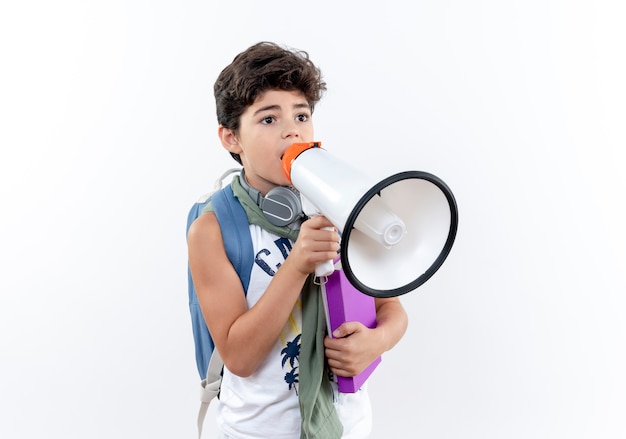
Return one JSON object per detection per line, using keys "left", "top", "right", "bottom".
{"left": 222, "top": 89, "right": 314, "bottom": 195}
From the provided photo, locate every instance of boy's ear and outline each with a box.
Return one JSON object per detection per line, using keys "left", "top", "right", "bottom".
{"left": 218, "top": 126, "right": 243, "bottom": 154}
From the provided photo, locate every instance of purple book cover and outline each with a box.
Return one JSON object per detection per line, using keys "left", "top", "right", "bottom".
{"left": 323, "top": 269, "right": 382, "bottom": 393}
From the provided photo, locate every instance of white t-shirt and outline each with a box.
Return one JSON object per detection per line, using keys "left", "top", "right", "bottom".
{"left": 216, "top": 225, "right": 372, "bottom": 438}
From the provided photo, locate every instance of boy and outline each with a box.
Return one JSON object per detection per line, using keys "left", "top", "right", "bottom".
{"left": 187, "top": 41, "right": 408, "bottom": 439}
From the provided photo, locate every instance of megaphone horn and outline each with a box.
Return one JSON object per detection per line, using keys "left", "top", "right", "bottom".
{"left": 282, "top": 142, "right": 458, "bottom": 298}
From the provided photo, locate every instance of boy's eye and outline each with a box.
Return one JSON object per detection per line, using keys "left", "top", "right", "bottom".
{"left": 296, "top": 113, "right": 309, "bottom": 122}
{"left": 261, "top": 116, "right": 275, "bottom": 124}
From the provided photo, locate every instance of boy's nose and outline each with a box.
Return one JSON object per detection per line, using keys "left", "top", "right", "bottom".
{"left": 282, "top": 122, "right": 300, "bottom": 139}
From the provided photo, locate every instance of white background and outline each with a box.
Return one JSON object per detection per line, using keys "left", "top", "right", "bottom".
{"left": 1, "top": 1, "right": 625, "bottom": 438}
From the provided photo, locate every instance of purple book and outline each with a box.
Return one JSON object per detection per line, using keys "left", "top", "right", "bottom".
{"left": 323, "top": 269, "right": 382, "bottom": 393}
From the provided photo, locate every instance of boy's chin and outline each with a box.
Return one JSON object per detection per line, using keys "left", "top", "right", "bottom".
{"left": 272, "top": 174, "right": 292, "bottom": 188}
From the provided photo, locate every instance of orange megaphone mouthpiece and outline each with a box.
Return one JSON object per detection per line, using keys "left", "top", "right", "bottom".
{"left": 281, "top": 141, "right": 322, "bottom": 184}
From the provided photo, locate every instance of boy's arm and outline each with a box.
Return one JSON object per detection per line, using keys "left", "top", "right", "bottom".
{"left": 324, "top": 297, "right": 408, "bottom": 378}
{"left": 188, "top": 212, "right": 340, "bottom": 377}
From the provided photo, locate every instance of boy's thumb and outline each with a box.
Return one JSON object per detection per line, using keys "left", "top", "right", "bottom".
{"left": 332, "top": 321, "right": 359, "bottom": 338}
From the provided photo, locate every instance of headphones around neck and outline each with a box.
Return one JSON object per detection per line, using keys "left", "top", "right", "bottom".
{"left": 238, "top": 170, "right": 304, "bottom": 227}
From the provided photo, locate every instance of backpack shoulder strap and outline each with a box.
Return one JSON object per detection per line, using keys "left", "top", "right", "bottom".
{"left": 186, "top": 184, "right": 254, "bottom": 379}
{"left": 211, "top": 185, "right": 254, "bottom": 292}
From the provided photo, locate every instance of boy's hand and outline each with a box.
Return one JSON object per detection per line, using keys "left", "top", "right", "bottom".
{"left": 289, "top": 215, "right": 340, "bottom": 275}
{"left": 324, "top": 322, "right": 383, "bottom": 377}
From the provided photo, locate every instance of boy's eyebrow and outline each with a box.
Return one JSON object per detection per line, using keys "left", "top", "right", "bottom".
{"left": 253, "top": 102, "right": 310, "bottom": 116}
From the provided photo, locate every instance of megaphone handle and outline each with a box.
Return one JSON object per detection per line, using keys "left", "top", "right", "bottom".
{"left": 300, "top": 194, "right": 335, "bottom": 278}
{"left": 315, "top": 248, "right": 335, "bottom": 278}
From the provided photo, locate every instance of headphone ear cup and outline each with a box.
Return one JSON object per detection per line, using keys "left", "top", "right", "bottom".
{"left": 261, "top": 186, "right": 303, "bottom": 226}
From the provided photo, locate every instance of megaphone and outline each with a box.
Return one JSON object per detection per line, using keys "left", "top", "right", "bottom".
{"left": 282, "top": 142, "right": 458, "bottom": 298}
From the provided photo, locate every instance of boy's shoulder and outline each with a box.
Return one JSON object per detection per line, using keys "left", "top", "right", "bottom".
{"left": 187, "top": 179, "right": 254, "bottom": 286}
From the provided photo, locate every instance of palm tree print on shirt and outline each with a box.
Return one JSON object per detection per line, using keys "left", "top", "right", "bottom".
{"left": 281, "top": 333, "right": 301, "bottom": 394}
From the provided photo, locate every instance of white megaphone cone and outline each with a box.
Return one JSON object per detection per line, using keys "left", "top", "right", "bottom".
{"left": 282, "top": 142, "right": 458, "bottom": 298}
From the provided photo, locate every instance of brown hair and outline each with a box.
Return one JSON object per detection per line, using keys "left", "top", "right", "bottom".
{"left": 214, "top": 42, "right": 327, "bottom": 164}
